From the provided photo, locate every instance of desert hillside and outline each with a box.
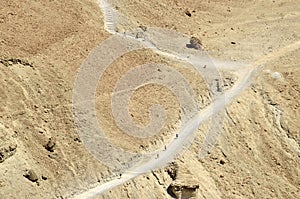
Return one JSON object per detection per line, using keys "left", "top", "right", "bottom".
{"left": 0, "top": 0, "right": 299, "bottom": 199}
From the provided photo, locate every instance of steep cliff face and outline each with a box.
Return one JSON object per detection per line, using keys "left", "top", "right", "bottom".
{"left": 0, "top": 0, "right": 299, "bottom": 199}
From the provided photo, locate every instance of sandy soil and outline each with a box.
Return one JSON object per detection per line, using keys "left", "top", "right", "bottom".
{"left": 0, "top": 0, "right": 299, "bottom": 198}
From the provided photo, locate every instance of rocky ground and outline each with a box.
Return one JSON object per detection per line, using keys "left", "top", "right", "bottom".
{"left": 0, "top": 0, "right": 299, "bottom": 198}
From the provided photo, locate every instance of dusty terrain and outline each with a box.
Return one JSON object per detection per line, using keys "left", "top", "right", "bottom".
{"left": 0, "top": 0, "right": 299, "bottom": 199}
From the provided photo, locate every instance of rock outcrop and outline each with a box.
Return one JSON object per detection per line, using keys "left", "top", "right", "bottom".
{"left": 0, "top": 143, "right": 17, "bottom": 163}
{"left": 189, "top": 36, "right": 202, "bottom": 50}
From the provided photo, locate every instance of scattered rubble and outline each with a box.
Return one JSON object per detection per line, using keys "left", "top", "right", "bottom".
{"left": 0, "top": 143, "right": 17, "bottom": 163}
{"left": 0, "top": 58, "right": 34, "bottom": 67}
{"left": 165, "top": 162, "right": 178, "bottom": 180}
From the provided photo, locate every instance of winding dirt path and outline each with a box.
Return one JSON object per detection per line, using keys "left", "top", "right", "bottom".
{"left": 72, "top": 1, "right": 300, "bottom": 198}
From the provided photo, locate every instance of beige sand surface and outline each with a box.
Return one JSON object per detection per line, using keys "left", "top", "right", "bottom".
{"left": 0, "top": 0, "right": 299, "bottom": 198}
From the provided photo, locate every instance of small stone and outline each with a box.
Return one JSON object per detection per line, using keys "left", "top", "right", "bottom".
{"left": 185, "top": 9, "right": 192, "bottom": 17}
{"left": 44, "top": 137, "right": 56, "bottom": 152}
{"left": 48, "top": 153, "right": 58, "bottom": 159}
{"left": 135, "top": 32, "right": 144, "bottom": 39}
{"left": 220, "top": 159, "right": 226, "bottom": 165}
{"left": 74, "top": 137, "right": 82, "bottom": 143}
{"left": 189, "top": 36, "right": 202, "bottom": 50}
{"left": 139, "top": 25, "right": 147, "bottom": 32}
{"left": 271, "top": 72, "right": 282, "bottom": 79}
{"left": 24, "top": 169, "right": 38, "bottom": 182}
